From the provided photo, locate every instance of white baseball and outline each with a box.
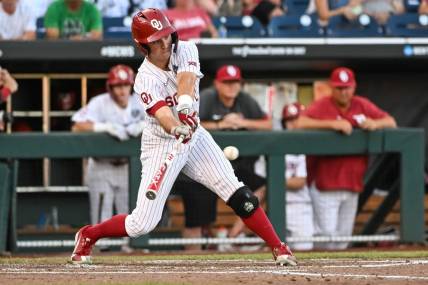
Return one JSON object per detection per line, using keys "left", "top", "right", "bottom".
{"left": 223, "top": 146, "right": 239, "bottom": 161}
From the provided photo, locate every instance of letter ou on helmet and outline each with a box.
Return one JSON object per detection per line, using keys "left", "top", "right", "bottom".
{"left": 131, "top": 8, "right": 178, "bottom": 55}
{"left": 107, "top": 65, "right": 135, "bottom": 89}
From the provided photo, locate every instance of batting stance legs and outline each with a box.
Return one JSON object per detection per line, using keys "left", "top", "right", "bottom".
{"left": 70, "top": 128, "right": 296, "bottom": 266}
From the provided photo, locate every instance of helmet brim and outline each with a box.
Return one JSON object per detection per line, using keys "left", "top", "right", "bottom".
{"left": 145, "top": 26, "right": 176, "bottom": 43}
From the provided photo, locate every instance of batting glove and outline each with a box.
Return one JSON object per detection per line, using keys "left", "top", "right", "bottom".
{"left": 171, "top": 125, "right": 193, "bottom": 144}
{"left": 176, "top": 94, "right": 199, "bottom": 131}
{"left": 94, "top": 122, "right": 129, "bottom": 141}
{"left": 126, "top": 121, "right": 145, "bottom": 137}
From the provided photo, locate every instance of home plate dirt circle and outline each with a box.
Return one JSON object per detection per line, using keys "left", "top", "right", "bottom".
{"left": 1, "top": 258, "right": 428, "bottom": 284}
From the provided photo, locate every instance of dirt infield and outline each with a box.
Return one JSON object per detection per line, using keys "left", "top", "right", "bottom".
{"left": 1, "top": 254, "right": 428, "bottom": 285}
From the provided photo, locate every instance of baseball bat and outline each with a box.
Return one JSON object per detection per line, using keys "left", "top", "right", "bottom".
{"left": 145, "top": 136, "right": 184, "bottom": 200}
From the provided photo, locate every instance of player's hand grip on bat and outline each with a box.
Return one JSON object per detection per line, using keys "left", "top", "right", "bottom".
{"left": 170, "top": 124, "right": 193, "bottom": 143}
{"left": 126, "top": 121, "right": 145, "bottom": 137}
{"left": 94, "top": 122, "right": 129, "bottom": 141}
{"left": 176, "top": 94, "right": 199, "bottom": 131}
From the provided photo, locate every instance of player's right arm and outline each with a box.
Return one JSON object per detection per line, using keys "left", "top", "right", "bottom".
{"left": 295, "top": 115, "right": 352, "bottom": 135}
{"left": 153, "top": 106, "right": 192, "bottom": 142}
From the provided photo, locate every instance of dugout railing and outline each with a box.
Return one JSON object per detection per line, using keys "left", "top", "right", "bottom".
{"left": 0, "top": 129, "right": 425, "bottom": 252}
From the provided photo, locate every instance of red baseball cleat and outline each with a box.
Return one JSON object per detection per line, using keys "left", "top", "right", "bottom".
{"left": 70, "top": 225, "right": 95, "bottom": 265}
{"left": 272, "top": 242, "right": 297, "bottom": 266}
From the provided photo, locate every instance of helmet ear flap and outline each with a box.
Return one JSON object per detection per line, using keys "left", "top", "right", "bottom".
{"left": 171, "top": 32, "right": 178, "bottom": 53}
{"left": 137, "top": 43, "right": 150, "bottom": 55}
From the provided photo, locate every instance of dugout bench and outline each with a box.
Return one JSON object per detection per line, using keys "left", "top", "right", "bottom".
{"left": 0, "top": 128, "right": 425, "bottom": 252}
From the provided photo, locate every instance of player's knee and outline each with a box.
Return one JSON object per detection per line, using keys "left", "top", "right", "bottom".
{"left": 226, "top": 186, "right": 259, "bottom": 218}
{"left": 126, "top": 213, "right": 160, "bottom": 237}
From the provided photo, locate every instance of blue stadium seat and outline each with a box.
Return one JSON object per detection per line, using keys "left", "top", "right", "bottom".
{"left": 36, "top": 17, "right": 45, "bottom": 39}
{"left": 268, "top": 14, "right": 324, "bottom": 37}
{"left": 404, "top": 0, "right": 421, "bottom": 13}
{"left": 326, "top": 15, "right": 383, "bottom": 37}
{"left": 386, "top": 13, "right": 428, "bottom": 37}
{"left": 286, "top": 0, "right": 310, "bottom": 15}
{"left": 103, "top": 17, "right": 132, "bottom": 39}
{"left": 212, "top": 16, "right": 266, "bottom": 38}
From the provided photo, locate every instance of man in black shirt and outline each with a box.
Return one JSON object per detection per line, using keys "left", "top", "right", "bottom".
{"left": 200, "top": 64, "right": 272, "bottom": 239}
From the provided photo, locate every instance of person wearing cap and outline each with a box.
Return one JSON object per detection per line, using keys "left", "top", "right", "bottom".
{"left": 200, "top": 64, "right": 273, "bottom": 241}
{"left": 295, "top": 67, "right": 396, "bottom": 250}
{"left": 71, "top": 64, "right": 145, "bottom": 252}
{"left": 254, "top": 102, "right": 314, "bottom": 251}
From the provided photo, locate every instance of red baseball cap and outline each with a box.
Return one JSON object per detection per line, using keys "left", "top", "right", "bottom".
{"left": 215, "top": 65, "right": 242, "bottom": 82}
{"left": 282, "top": 102, "right": 305, "bottom": 121}
{"left": 330, "top": 67, "right": 356, "bottom": 88}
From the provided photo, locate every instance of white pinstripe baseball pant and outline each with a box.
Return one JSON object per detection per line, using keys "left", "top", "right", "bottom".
{"left": 125, "top": 127, "right": 244, "bottom": 237}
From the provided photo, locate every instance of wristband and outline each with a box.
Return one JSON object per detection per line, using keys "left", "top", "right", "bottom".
{"left": 177, "top": 94, "right": 193, "bottom": 106}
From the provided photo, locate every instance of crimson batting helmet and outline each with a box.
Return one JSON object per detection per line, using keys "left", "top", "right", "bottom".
{"left": 281, "top": 102, "right": 305, "bottom": 126}
{"left": 131, "top": 8, "right": 178, "bottom": 55}
{"left": 107, "top": 65, "right": 135, "bottom": 89}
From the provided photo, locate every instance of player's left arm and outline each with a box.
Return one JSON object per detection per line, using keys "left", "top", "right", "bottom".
{"left": 359, "top": 99, "right": 397, "bottom": 130}
{"left": 176, "top": 42, "right": 203, "bottom": 129}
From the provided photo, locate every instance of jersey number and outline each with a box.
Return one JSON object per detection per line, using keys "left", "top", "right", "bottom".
{"left": 141, "top": 92, "right": 153, "bottom": 104}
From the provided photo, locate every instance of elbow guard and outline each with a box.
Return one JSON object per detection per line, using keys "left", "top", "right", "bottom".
{"left": 226, "top": 186, "right": 259, "bottom": 218}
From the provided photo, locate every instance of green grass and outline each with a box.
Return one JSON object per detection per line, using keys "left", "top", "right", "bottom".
{"left": 0, "top": 250, "right": 428, "bottom": 265}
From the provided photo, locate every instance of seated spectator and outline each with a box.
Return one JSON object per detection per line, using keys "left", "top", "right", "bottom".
{"left": 164, "top": 0, "right": 218, "bottom": 40}
{"left": 44, "top": 0, "right": 103, "bottom": 40}
{"left": 96, "top": 0, "right": 130, "bottom": 17}
{"left": 0, "top": 0, "right": 36, "bottom": 40}
{"left": 362, "top": 0, "right": 405, "bottom": 25}
{"left": 200, "top": 65, "right": 272, "bottom": 240}
{"left": 295, "top": 67, "right": 397, "bottom": 249}
{"left": 254, "top": 102, "right": 314, "bottom": 251}
{"left": 312, "top": 0, "right": 364, "bottom": 25}
{"left": 218, "top": 0, "right": 243, "bottom": 16}
{"left": 419, "top": 0, "right": 428, "bottom": 13}
{"left": 251, "top": 0, "right": 285, "bottom": 26}
{"left": 195, "top": 0, "right": 220, "bottom": 16}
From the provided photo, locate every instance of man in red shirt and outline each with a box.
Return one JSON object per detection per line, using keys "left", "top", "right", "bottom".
{"left": 295, "top": 67, "right": 396, "bottom": 249}
{"left": 164, "top": 0, "right": 218, "bottom": 40}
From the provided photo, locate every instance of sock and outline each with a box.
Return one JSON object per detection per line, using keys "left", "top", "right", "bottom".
{"left": 241, "top": 207, "right": 282, "bottom": 248}
{"left": 86, "top": 214, "right": 128, "bottom": 241}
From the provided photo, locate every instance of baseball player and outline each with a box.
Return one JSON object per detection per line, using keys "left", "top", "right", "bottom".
{"left": 255, "top": 103, "right": 314, "bottom": 251}
{"left": 71, "top": 64, "right": 145, "bottom": 228}
{"left": 70, "top": 8, "right": 296, "bottom": 266}
{"left": 296, "top": 67, "right": 397, "bottom": 249}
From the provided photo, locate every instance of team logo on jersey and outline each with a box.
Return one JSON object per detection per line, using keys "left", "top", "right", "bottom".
{"left": 165, "top": 93, "right": 178, "bottom": 107}
{"left": 151, "top": 19, "right": 163, "bottom": 30}
{"left": 141, "top": 92, "right": 153, "bottom": 105}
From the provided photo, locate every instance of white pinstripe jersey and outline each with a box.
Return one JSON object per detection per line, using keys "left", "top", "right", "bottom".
{"left": 133, "top": 40, "right": 203, "bottom": 140}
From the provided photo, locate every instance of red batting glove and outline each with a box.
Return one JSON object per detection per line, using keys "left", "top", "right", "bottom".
{"left": 178, "top": 110, "right": 199, "bottom": 132}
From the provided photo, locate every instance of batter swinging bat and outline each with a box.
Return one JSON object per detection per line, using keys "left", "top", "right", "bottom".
{"left": 146, "top": 136, "right": 184, "bottom": 200}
